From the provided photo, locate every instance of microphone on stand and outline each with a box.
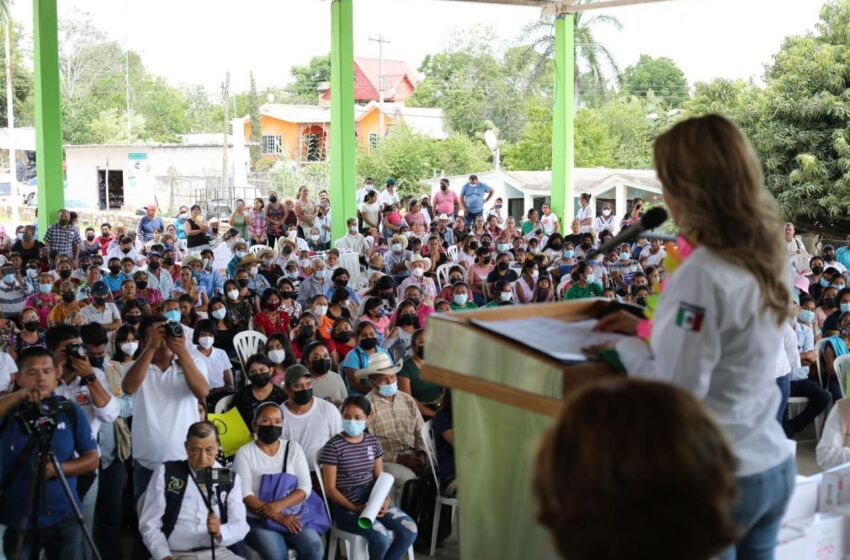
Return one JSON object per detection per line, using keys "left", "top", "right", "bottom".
{"left": 585, "top": 207, "right": 669, "bottom": 261}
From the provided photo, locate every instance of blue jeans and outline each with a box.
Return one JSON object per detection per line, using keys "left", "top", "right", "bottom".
{"left": 719, "top": 456, "right": 796, "bottom": 560}
{"left": 3, "top": 511, "right": 84, "bottom": 560}
{"left": 246, "top": 516, "right": 324, "bottom": 560}
{"left": 331, "top": 487, "right": 417, "bottom": 560}
{"left": 132, "top": 461, "right": 154, "bottom": 502}
{"left": 464, "top": 210, "right": 483, "bottom": 228}
{"left": 828, "top": 376, "right": 844, "bottom": 403}
{"left": 775, "top": 374, "right": 791, "bottom": 424}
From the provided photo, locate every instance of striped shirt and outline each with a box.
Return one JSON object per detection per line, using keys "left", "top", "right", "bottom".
{"left": 318, "top": 434, "right": 383, "bottom": 504}
{"left": 0, "top": 281, "right": 32, "bottom": 317}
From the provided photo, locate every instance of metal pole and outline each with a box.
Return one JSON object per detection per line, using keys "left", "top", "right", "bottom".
{"left": 329, "top": 0, "right": 356, "bottom": 242}
{"left": 222, "top": 72, "right": 230, "bottom": 196}
{"left": 5, "top": 17, "right": 18, "bottom": 224}
{"left": 33, "top": 0, "right": 64, "bottom": 238}
{"left": 549, "top": 14, "right": 575, "bottom": 226}
{"left": 124, "top": 0, "right": 131, "bottom": 139}
{"left": 369, "top": 34, "right": 390, "bottom": 138}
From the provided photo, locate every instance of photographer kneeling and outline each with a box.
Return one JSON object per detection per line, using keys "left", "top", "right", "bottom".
{"left": 139, "top": 421, "right": 249, "bottom": 560}
{"left": 0, "top": 346, "right": 99, "bottom": 560}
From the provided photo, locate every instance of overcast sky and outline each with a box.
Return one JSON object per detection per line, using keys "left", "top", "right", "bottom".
{"left": 12, "top": 0, "right": 826, "bottom": 94}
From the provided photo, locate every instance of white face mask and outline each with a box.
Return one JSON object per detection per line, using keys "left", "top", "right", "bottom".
{"left": 310, "top": 234, "right": 320, "bottom": 241}
{"left": 412, "top": 267, "right": 425, "bottom": 278}
{"left": 198, "top": 336, "right": 214, "bottom": 349}
{"left": 531, "top": 271, "right": 539, "bottom": 279}
{"left": 299, "top": 259, "right": 310, "bottom": 268}
{"left": 250, "top": 266, "right": 260, "bottom": 276}
{"left": 227, "top": 289, "right": 240, "bottom": 301}
{"left": 348, "top": 227, "right": 357, "bottom": 235}
{"left": 313, "top": 305, "right": 328, "bottom": 317}
{"left": 268, "top": 349, "right": 286, "bottom": 364}
{"left": 392, "top": 243, "right": 403, "bottom": 253}
{"left": 500, "top": 291, "right": 512, "bottom": 302}
{"left": 211, "top": 308, "right": 227, "bottom": 320}
{"left": 120, "top": 341, "right": 139, "bottom": 356}
{"left": 602, "top": 209, "right": 611, "bottom": 217}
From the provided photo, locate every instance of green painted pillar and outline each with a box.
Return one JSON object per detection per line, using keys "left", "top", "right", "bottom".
{"left": 329, "top": 0, "right": 356, "bottom": 243}
{"left": 33, "top": 0, "right": 64, "bottom": 238}
{"left": 550, "top": 14, "right": 575, "bottom": 226}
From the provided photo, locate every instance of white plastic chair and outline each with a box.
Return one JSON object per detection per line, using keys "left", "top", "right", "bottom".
{"left": 214, "top": 394, "right": 235, "bottom": 414}
{"left": 447, "top": 245, "right": 459, "bottom": 264}
{"left": 314, "top": 459, "right": 414, "bottom": 560}
{"left": 234, "top": 330, "right": 268, "bottom": 374}
{"left": 249, "top": 244, "right": 270, "bottom": 255}
{"left": 435, "top": 263, "right": 454, "bottom": 290}
{"left": 421, "top": 421, "right": 458, "bottom": 556}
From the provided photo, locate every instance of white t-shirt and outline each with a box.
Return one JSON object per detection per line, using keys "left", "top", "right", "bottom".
{"left": 379, "top": 189, "right": 400, "bottom": 208}
{"left": 311, "top": 371, "right": 348, "bottom": 403}
{"left": 576, "top": 205, "right": 594, "bottom": 233}
{"left": 281, "top": 398, "right": 342, "bottom": 466}
{"left": 640, "top": 246, "right": 667, "bottom": 268}
{"left": 193, "top": 347, "right": 231, "bottom": 389}
{"left": 80, "top": 302, "right": 121, "bottom": 325}
{"left": 233, "top": 439, "right": 312, "bottom": 518}
{"left": 359, "top": 202, "right": 382, "bottom": 228}
{"left": 0, "top": 352, "right": 15, "bottom": 392}
{"left": 131, "top": 359, "right": 208, "bottom": 470}
{"left": 540, "top": 213, "right": 559, "bottom": 235}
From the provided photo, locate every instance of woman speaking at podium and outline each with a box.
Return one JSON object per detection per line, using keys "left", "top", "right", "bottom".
{"left": 593, "top": 114, "right": 795, "bottom": 560}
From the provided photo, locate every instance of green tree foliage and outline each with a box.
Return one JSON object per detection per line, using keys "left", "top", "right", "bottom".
{"left": 284, "top": 55, "right": 330, "bottom": 104}
{"left": 621, "top": 54, "right": 689, "bottom": 107}
{"left": 407, "top": 31, "right": 527, "bottom": 143}
{"left": 89, "top": 109, "right": 147, "bottom": 144}
{"left": 0, "top": 23, "right": 32, "bottom": 127}
{"left": 749, "top": 0, "right": 850, "bottom": 232}
{"left": 183, "top": 85, "right": 217, "bottom": 133}
{"left": 356, "top": 125, "right": 489, "bottom": 196}
{"left": 575, "top": 107, "right": 616, "bottom": 167}
{"left": 502, "top": 103, "right": 552, "bottom": 170}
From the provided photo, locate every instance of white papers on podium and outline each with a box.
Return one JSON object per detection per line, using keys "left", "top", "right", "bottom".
{"left": 469, "top": 318, "right": 627, "bottom": 363}
{"left": 358, "top": 472, "right": 395, "bottom": 529}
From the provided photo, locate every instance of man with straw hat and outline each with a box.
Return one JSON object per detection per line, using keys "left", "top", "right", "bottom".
{"left": 356, "top": 353, "right": 426, "bottom": 497}
{"left": 399, "top": 254, "right": 436, "bottom": 302}
{"left": 384, "top": 234, "right": 412, "bottom": 284}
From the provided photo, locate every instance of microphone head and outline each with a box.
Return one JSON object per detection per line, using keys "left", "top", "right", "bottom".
{"left": 640, "top": 207, "right": 668, "bottom": 231}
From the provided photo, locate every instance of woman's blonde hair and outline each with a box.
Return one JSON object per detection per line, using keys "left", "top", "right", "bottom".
{"left": 653, "top": 114, "right": 791, "bottom": 323}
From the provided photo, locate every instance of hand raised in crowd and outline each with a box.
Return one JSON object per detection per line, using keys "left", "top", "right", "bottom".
{"left": 65, "top": 351, "right": 94, "bottom": 379}
{"left": 165, "top": 330, "right": 188, "bottom": 357}
{"left": 145, "top": 321, "right": 167, "bottom": 351}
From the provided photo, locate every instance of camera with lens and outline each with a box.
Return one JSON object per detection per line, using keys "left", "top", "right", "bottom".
{"left": 165, "top": 321, "right": 184, "bottom": 338}
{"left": 14, "top": 396, "right": 75, "bottom": 435}
{"left": 195, "top": 467, "right": 233, "bottom": 487}
{"left": 65, "top": 343, "right": 88, "bottom": 360}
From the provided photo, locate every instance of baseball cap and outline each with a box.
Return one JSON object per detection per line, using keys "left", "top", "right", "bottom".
{"left": 284, "top": 364, "right": 312, "bottom": 386}
{"left": 91, "top": 281, "right": 110, "bottom": 297}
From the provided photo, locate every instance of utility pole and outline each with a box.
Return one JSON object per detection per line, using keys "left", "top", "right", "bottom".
{"left": 124, "top": 0, "right": 131, "bottom": 139}
{"left": 221, "top": 72, "right": 230, "bottom": 196}
{"left": 368, "top": 34, "right": 390, "bottom": 138}
{"left": 5, "top": 15, "right": 17, "bottom": 224}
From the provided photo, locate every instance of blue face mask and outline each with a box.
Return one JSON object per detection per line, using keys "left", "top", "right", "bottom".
{"left": 563, "top": 249, "right": 575, "bottom": 258}
{"left": 164, "top": 309, "right": 181, "bottom": 323}
{"left": 3, "top": 274, "right": 14, "bottom": 285}
{"left": 377, "top": 382, "right": 398, "bottom": 398}
{"left": 821, "top": 278, "right": 831, "bottom": 288}
{"left": 619, "top": 252, "right": 631, "bottom": 261}
{"left": 836, "top": 284, "right": 847, "bottom": 291}
{"left": 841, "top": 303, "right": 850, "bottom": 314}
{"left": 341, "top": 419, "right": 366, "bottom": 437}
{"left": 798, "top": 310, "right": 816, "bottom": 324}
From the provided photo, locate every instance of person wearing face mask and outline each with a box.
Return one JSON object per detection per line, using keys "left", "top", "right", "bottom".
{"left": 79, "top": 281, "right": 122, "bottom": 332}
{"left": 280, "top": 364, "right": 342, "bottom": 468}
{"left": 326, "top": 267, "right": 360, "bottom": 305}
{"left": 6, "top": 307, "right": 46, "bottom": 361}
{"left": 107, "top": 234, "right": 142, "bottom": 265}
{"left": 199, "top": 247, "right": 224, "bottom": 295}
{"left": 23, "top": 272, "right": 59, "bottom": 328}
{"left": 233, "top": 402, "right": 324, "bottom": 560}
{"left": 806, "top": 256, "right": 827, "bottom": 302}
{"left": 398, "top": 254, "right": 437, "bottom": 304}
{"left": 822, "top": 244, "right": 848, "bottom": 274}
{"left": 485, "top": 279, "right": 515, "bottom": 307}
{"left": 573, "top": 232, "right": 595, "bottom": 260}
{"left": 260, "top": 333, "right": 295, "bottom": 387}
{"left": 433, "top": 177, "right": 460, "bottom": 219}
{"left": 12, "top": 224, "right": 45, "bottom": 264}
{"left": 264, "top": 192, "right": 287, "bottom": 248}
{"left": 134, "top": 269, "right": 163, "bottom": 308}
{"left": 231, "top": 355, "right": 288, "bottom": 431}
{"left": 228, "top": 241, "right": 250, "bottom": 278}
{"left": 257, "top": 248, "right": 284, "bottom": 288}
{"left": 822, "top": 287, "right": 850, "bottom": 337}
{"left": 255, "top": 288, "right": 292, "bottom": 338}
{"left": 0, "top": 263, "right": 28, "bottom": 322}
{"left": 121, "top": 299, "right": 144, "bottom": 330}
{"left": 565, "top": 262, "right": 604, "bottom": 300}
{"left": 358, "top": 353, "right": 427, "bottom": 499}
{"left": 381, "top": 300, "right": 420, "bottom": 363}
{"left": 48, "top": 280, "right": 81, "bottom": 327}
{"left": 207, "top": 297, "right": 238, "bottom": 356}
{"left": 238, "top": 253, "right": 271, "bottom": 293}
{"left": 191, "top": 319, "right": 233, "bottom": 399}
{"left": 448, "top": 282, "right": 477, "bottom": 311}
{"left": 358, "top": 296, "right": 392, "bottom": 340}
{"left": 249, "top": 198, "right": 268, "bottom": 247}
{"left": 593, "top": 202, "right": 618, "bottom": 236}
{"left": 436, "top": 266, "right": 466, "bottom": 302}
{"left": 295, "top": 258, "right": 330, "bottom": 309}
{"left": 43, "top": 208, "right": 82, "bottom": 267}
{"left": 608, "top": 242, "right": 644, "bottom": 291}
{"left": 821, "top": 310, "right": 850, "bottom": 403}
{"left": 319, "top": 395, "right": 418, "bottom": 560}
{"left": 309, "top": 293, "right": 334, "bottom": 339}
{"left": 301, "top": 340, "right": 347, "bottom": 405}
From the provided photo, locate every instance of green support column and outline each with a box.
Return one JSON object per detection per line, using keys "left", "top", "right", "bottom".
{"left": 329, "top": 0, "right": 356, "bottom": 242}
{"left": 33, "top": 0, "right": 64, "bottom": 238}
{"left": 550, "top": 14, "right": 575, "bottom": 226}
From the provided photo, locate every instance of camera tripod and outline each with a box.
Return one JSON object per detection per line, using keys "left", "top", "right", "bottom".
{"left": 11, "top": 411, "right": 102, "bottom": 560}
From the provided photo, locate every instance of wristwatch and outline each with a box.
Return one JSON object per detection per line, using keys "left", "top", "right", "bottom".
{"left": 80, "top": 374, "right": 97, "bottom": 386}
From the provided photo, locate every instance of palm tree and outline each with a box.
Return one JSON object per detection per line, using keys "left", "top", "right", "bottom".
{"left": 519, "top": 1, "right": 622, "bottom": 104}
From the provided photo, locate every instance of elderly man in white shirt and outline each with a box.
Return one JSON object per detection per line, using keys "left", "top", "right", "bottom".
{"left": 145, "top": 252, "right": 175, "bottom": 299}
{"left": 335, "top": 218, "right": 370, "bottom": 256}
{"left": 140, "top": 421, "right": 249, "bottom": 560}
{"left": 123, "top": 314, "right": 209, "bottom": 501}
{"left": 107, "top": 235, "right": 143, "bottom": 265}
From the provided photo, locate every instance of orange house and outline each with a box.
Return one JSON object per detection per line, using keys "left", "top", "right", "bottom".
{"left": 318, "top": 57, "right": 418, "bottom": 106}
{"left": 243, "top": 102, "right": 447, "bottom": 167}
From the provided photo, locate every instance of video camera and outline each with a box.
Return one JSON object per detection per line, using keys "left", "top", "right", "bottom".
{"left": 13, "top": 396, "right": 75, "bottom": 436}
{"left": 195, "top": 467, "right": 233, "bottom": 487}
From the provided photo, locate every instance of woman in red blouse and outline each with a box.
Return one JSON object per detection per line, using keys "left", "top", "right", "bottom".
{"left": 253, "top": 288, "right": 291, "bottom": 337}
